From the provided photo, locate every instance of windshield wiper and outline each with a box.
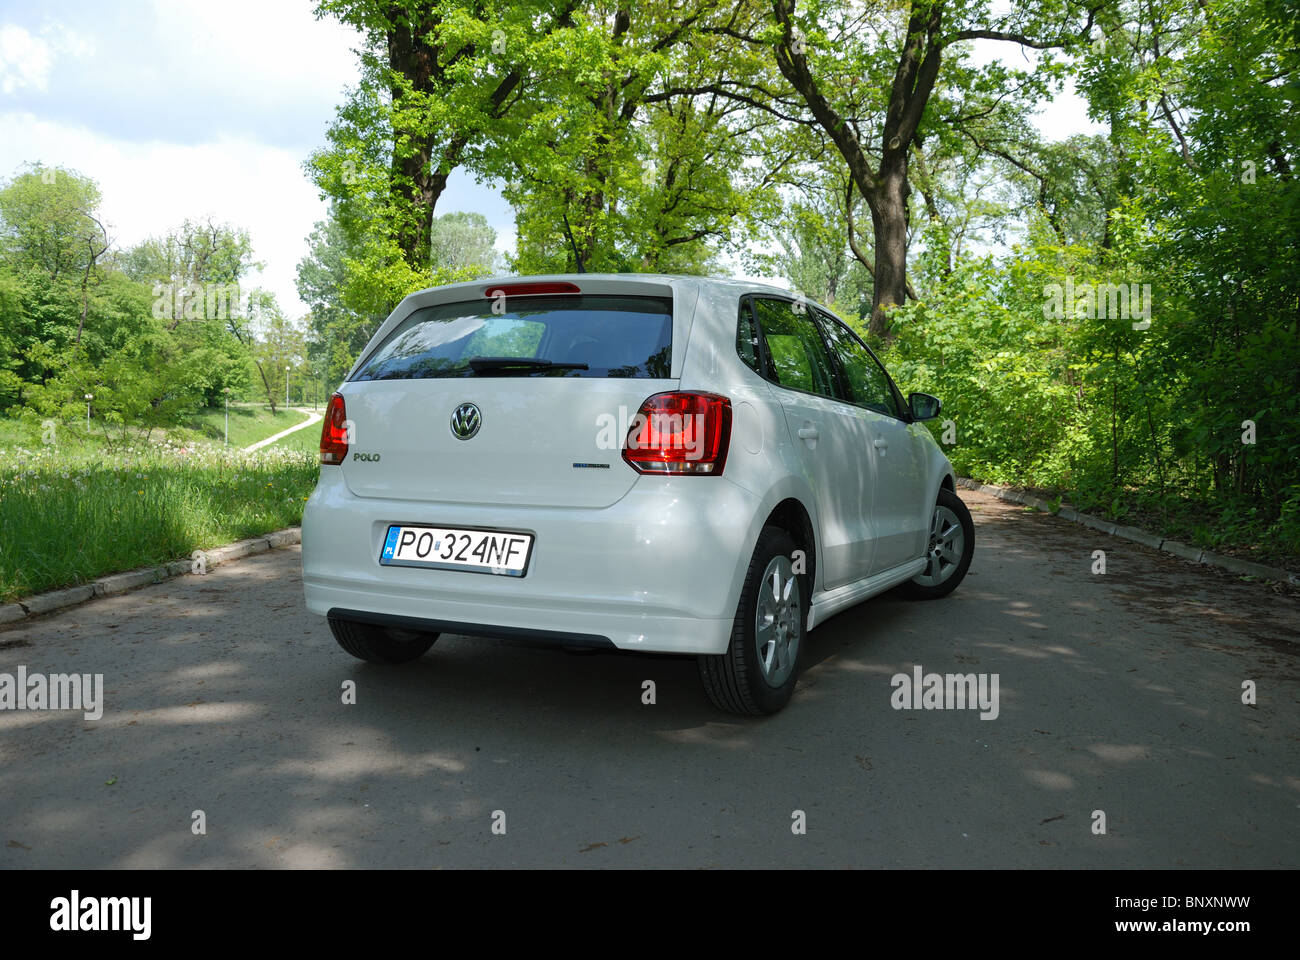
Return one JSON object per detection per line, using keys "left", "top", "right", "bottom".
{"left": 466, "top": 356, "right": 590, "bottom": 375}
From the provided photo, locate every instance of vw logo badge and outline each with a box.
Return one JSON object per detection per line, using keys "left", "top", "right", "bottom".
{"left": 450, "top": 402, "right": 481, "bottom": 440}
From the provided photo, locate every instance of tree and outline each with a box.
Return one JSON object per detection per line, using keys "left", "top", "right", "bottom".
{"left": 0, "top": 164, "right": 112, "bottom": 355}
{"left": 311, "top": 0, "right": 581, "bottom": 272}
{"left": 120, "top": 218, "right": 261, "bottom": 405}
{"left": 681, "top": 0, "right": 1102, "bottom": 335}
{"left": 297, "top": 210, "right": 388, "bottom": 388}
{"left": 755, "top": 169, "right": 874, "bottom": 320}
{"left": 429, "top": 210, "right": 499, "bottom": 274}
{"left": 0, "top": 164, "right": 107, "bottom": 283}
{"left": 248, "top": 292, "right": 308, "bottom": 414}
{"left": 312, "top": 2, "right": 784, "bottom": 286}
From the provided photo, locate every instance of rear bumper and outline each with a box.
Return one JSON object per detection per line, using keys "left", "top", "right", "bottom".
{"left": 301, "top": 470, "right": 761, "bottom": 655}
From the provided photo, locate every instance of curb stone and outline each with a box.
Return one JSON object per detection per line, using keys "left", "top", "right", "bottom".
{"left": 1161, "top": 540, "right": 1204, "bottom": 563}
{"left": 93, "top": 568, "right": 162, "bottom": 598}
{"left": 1076, "top": 513, "right": 1118, "bottom": 536}
{"left": 205, "top": 537, "right": 270, "bottom": 566}
{"left": 0, "top": 527, "right": 302, "bottom": 628}
{"left": 1111, "top": 524, "right": 1164, "bottom": 550}
{"left": 956, "top": 477, "right": 1298, "bottom": 586}
{"left": 1198, "top": 550, "right": 1284, "bottom": 580}
{"left": 21, "top": 585, "right": 95, "bottom": 616}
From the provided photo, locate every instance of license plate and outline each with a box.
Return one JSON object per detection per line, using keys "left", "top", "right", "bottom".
{"left": 379, "top": 525, "right": 533, "bottom": 576}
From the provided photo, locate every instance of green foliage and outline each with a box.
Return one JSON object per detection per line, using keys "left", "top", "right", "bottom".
{"left": 430, "top": 211, "right": 500, "bottom": 275}
{"left": 873, "top": 0, "right": 1300, "bottom": 562}
{"left": 884, "top": 246, "right": 1090, "bottom": 488}
{"left": 0, "top": 164, "right": 105, "bottom": 281}
{"left": 0, "top": 163, "right": 307, "bottom": 437}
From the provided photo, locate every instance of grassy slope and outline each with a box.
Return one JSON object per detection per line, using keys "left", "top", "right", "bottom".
{"left": 180, "top": 404, "right": 313, "bottom": 448}
{"left": 0, "top": 408, "right": 323, "bottom": 602}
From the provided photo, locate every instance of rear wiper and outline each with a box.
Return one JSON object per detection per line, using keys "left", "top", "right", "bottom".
{"left": 466, "top": 356, "right": 589, "bottom": 375}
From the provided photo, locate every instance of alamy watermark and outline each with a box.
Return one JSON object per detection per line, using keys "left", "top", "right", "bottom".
{"left": 595, "top": 406, "right": 706, "bottom": 460}
{"left": 0, "top": 666, "right": 104, "bottom": 721}
{"left": 50, "top": 891, "right": 150, "bottom": 940}
{"left": 890, "top": 665, "right": 999, "bottom": 720}
{"left": 1042, "top": 278, "right": 1152, "bottom": 330}
{"left": 151, "top": 282, "right": 245, "bottom": 321}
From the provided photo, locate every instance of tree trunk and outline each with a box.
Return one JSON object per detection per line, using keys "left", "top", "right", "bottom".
{"left": 387, "top": 14, "right": 439, "bottom": 271}
{"left": 256, "top": 361, "right": 277, "bottom": 415}
{"left": 868, "top": 165, "right": 911, "bottom": 337}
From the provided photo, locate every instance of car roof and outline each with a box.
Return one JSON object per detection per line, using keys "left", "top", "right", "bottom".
{"left": 399, "top": 272, "right": 801, "bottom": 301}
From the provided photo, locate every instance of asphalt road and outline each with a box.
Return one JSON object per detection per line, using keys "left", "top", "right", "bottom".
{"left": 1, "top": 490, "right": 1296, "bottom": 868}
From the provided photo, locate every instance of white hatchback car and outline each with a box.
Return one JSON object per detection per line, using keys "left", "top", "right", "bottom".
{"left": 301, "top": 273, "right": 974, "bottom": 714}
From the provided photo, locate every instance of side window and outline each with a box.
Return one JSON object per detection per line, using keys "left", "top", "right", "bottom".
{"left": 736, "top": 298, "right": 763, "bottom": 375}
{"left": 816, "top": 312, "right": 901, "bottom": 418}
{"left": 752, "top": 298, "right": 839, "bottom": 399}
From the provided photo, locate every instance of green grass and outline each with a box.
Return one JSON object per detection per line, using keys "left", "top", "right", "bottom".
{"left": 0, "top": 441, "right": 320, "bottom": 603}
{"left": 180, "top": 404, "right": 313, "bottom": 448}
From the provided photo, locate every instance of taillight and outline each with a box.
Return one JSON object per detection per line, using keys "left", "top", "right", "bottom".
{"left": 623, "top": 392, "right": 732, "bottom": 476}
{"left": 320, "top": 393, "right": 348, "bottom": 465}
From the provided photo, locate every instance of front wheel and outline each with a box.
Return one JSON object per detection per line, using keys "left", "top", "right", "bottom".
{"left": 698, "top": 526, "right": 806, "bottom": 716}
{"left": 900, "top": 487, "right": 974, "bottom": 600}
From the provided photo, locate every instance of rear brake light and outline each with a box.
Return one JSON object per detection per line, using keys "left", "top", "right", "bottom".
{"left": 623, "top": 392, "right": 732, "bottom": 476}
{"left": 484, "top": 281, "right": 581, "bottom": 298}
{"left": 320, "top": 393, "right": 348, "bottom": 465}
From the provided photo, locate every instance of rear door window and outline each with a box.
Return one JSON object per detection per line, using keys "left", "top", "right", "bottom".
{"left": 351, "top": 295, "right": 673, "bottom": 380}
{"left": 751, "top": 298, "right": 839, "bottom": 399}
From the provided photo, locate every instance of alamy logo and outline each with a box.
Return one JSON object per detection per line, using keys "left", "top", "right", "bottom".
{"left": 1042, "top": 278, "right": 1152, "bottom": 330}
{"left": 50, "top": 891, "right": 151, "bottom": 940}
{"left": 890, "top": 665, "right": 999, "bottom": 720}
{"left": 0, "top": 667, "right": 103, "bottom": 720}
{"left": 151, "top": 282, "right": 245, "bottom": 321}
{"left": 595, "top": 406, "right": 706, "bottom": 460}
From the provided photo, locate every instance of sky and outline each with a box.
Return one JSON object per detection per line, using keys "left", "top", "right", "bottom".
{"left": 0, "top": 0, "right": 1099, "bottom": 317}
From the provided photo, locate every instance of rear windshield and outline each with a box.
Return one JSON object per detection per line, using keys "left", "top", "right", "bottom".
{"left": 351, "top": 294, "right": 673, "bottom": 381}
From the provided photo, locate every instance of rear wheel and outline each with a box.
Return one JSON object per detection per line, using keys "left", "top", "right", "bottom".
{"left": 328, "top": 617, "right": 438, "bottom": 664}
{"left": 698, "top": 526, "right": 806, "bottom": 716}
{"left": 900, "top": 487, "right": 974, "bottom": 599}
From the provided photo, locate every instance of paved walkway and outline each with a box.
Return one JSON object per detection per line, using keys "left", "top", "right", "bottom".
{"left": 243, "top": 407, "right": 322, "bottom": 452}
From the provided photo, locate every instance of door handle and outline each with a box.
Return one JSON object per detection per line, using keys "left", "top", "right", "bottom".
{"left": 873, "top": 438, "right": 888, "bottom": 454}
{"left": 797, "top": 425, "right": 819, "bottom": 440}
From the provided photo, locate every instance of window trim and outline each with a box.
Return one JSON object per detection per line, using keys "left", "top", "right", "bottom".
{"left": 736, "top": 295, "right": 772, "bottom": 380}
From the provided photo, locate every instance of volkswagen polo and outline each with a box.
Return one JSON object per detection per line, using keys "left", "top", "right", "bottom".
{"left": 301, "top": 274, "right": 974, "bottom": 715}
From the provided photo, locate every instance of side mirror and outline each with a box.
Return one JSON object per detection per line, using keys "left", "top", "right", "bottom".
{"left": 908, "top": 392, "right": 942, "bottom": 421}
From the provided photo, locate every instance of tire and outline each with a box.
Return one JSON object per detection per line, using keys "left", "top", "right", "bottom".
{"left": 900, "top": 487, "right": 975, "bottom": 600}
{"left": 698, "top": 526, "right": 806, "bottom": 716}
{"left": 328, "top": 617, "right": 438, "bottom": 664}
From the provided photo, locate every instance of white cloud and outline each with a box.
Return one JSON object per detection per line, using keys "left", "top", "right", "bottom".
{"left": 0, "top": 24, "right": 53, "bottom": 94}
{"left": 145, "top": 0, "right": 360, "bottom": 122}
